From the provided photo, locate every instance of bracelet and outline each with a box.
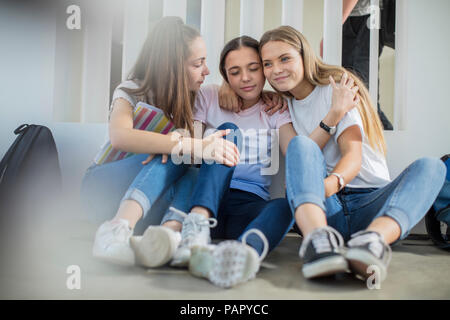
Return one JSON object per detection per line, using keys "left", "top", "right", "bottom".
{"left": 177, "top": 135, "right": 184, "bottom": 156}
{"left": 170, "top": 133, "right": 183, "bottom": 156}
{"left": 330, "top": 172, "right": 345, "bottom": 191}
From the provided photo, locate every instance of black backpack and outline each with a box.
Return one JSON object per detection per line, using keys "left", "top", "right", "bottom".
{"left": 0, "top": 124, "right": 62, "bottom": 219}
{"left": 425, "top": 154, "right": 450, "bottom": 250}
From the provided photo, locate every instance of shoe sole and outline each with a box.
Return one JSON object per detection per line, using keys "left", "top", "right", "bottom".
{"left": 345, "top": 248, "right": 387, "bottom": 282}
{"left": 170, "top": 248, "right": 190, "bottom": 268}
{"left": 302, "top": 255, "right": 348, "bottom": 279}
{"left": 208, "top": 241, "right": 259, "bottom": 288}
{"left": 132, "top": 226, "right": 178, "bottom": 268}
{"left": 189, "top": 245, "right": 215, "bottom": 278}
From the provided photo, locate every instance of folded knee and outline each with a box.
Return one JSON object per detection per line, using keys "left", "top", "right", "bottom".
{"left": 414, "top": 157, "right": 446, "bottom": 180}
{"left": 286, "top": 136, "right": 322, "bottom": 166}
{"left": 287, "top": 136, "right": 319, "bottom": 154}
{"left": 217, "top": 122, "right": 242, "bottom": 148}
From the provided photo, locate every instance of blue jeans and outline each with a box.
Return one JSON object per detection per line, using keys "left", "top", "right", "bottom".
{"left": 182, "top": 122, "right": 294, "bottom": 256}
{"left": 285, "top": 135, "right": 447, "bottom": 241}
{"left": 80, "top": 153, "right": 197, "bottom": 234}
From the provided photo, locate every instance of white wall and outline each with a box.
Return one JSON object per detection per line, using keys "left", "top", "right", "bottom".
{"left": 384, "top": 0, "right": 450, "bottom": 178}
{"left": 0, "top": 1, "right": 108, "bottom": 203}
{"left": 0, "top": 0, "right": 56, "bottom": 143}
{"left": 0, "top": 0, "right": 449, "bottom": 227}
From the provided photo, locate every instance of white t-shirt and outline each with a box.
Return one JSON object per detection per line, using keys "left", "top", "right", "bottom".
{"left": 109, "top": 80, "right": 141, "bottom": 115}
{"left": 287, "top": 84, "right": 391, "bottom": 188}
{"left": 194, "top": 84, "right": 293, "bottom": 200}
{"left": 96, "top": 80, "right": 143, "bottom": 159}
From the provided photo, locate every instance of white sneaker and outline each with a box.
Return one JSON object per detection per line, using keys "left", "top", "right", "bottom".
{"left": 130, "top": 226, "right": 181, "bottom": 268}
{"left": 189, "top": 229, "right": 269, "bottom": 288}
{"left": 189, "top": 244, "right": 217, "bottom": 278}
{"left": 169, "top": 207, "right": 217, "bottom": 267}
{"left": 92, "top": 219, "right": 135, "bottom": 266}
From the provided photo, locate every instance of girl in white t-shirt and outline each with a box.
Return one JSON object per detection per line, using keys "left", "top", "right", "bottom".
{"left": 259, "top": 26, "right": 446, "bottom": 283}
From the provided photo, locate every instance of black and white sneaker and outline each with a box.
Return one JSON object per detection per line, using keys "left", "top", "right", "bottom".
{"left": 299, "top": 226, "right": 348, "bottom": 279}
{"left": 346, "top": 230, "right": 392, "bottom": 282}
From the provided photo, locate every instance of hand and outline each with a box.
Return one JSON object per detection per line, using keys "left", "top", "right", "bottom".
{"left": 328, "top": 72, "right": 360, "bottom": 121}
{"left": 141, "top": 153, "right": 168, "bottom": 165}
{"left": 219, "top": 81, "right": 242, "bottom": 113}
{"left": 201, "top": 129, "right": 240, "bottom": 167}
{"left": 324, "top": 175, "right": 339, "bottom": 198}
{"left": 261, "top": 91, "right": 288, "bottom": 115}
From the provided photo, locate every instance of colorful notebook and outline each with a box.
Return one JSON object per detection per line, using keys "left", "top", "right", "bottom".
{"left": 94, "top": 102, "right": 175, "bottom": 165}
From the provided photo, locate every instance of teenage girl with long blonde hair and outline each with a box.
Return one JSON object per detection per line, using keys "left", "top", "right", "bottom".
{"left": 259, "top": 26, "right": 446, "bottom": 282}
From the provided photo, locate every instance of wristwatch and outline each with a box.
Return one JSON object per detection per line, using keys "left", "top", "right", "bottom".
{"left": 319, "top": 120, "right": 337, "bottom": 135}
{"left": 330, "top": 172, "right": 345, "bottom": 191}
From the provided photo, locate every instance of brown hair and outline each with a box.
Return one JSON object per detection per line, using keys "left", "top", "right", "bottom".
{"left": 123, "top": 16, "right": 200, "bottom": 134}
{"left": 219, "top": 36, "right": 260, "bottom": 83}
{"left": 260, "top": 26, "right": 386, "bottom": 155}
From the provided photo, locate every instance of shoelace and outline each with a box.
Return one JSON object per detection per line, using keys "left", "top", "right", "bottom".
{"left": 347, "top": 231, "right": 392, "bottom": 265}
{"left": 299, "top": 226, "right": 344, "bottom": 258}
{"left": 241, "top": 228, "right": 269, "bottom": 262}
{"left": 169, "top": 207, "right": 217, "bottom": 246}
{"left": 109, "top": 219, "right": 132, "bottom": 244}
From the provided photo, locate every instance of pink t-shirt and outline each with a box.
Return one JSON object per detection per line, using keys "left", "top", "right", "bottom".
{"left": 194, "top": 84, "right": 292, "bottom": 200}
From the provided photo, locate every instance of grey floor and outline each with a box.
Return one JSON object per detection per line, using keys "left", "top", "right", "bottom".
{"left": 1, "top": 212, "right": 449, "bottom": 300}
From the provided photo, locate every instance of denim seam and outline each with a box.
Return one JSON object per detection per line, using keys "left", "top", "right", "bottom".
{"left": 382, "top": 164, "right": 411, "bottom": 214}
{"left": 375, "top": 165, "right": 413, "bottom": 239}
{"left": 381, "top": 206, "right": 409, "bottom": 239}
{"left": 160, "top": 211, "right": 185, "bottom": 225}
{"left": 134, "top": 162, "right": 155, "bottom": 193}
{"left": 189, "top": 202, "right": 218, "bottom": 219}
{"left": 125, "top": 159, "right": 161, "bottom": 216}
{"left": 346, "top": 166, "right": 412, "bottom": 213}
{"left": 289, "top": 192, "right": 326, "bottom": 213}
{"left": 286, "top": 175, "right": 294, "bottom": 215}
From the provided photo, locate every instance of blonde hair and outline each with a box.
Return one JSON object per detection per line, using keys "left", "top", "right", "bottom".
{"left": 260, "top": 26, "right": 386, "bottom": 155}
{"left": 123, "top": 16, "right": 200, "bottom": 135}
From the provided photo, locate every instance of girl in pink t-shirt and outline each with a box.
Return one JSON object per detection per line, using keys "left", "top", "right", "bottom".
{"left": 155, "top": 36, "right": 359, "bottom": 288}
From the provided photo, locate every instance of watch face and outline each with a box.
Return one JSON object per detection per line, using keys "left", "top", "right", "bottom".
{"left": 329, "top": 127, "right": 336, "bottom": 135}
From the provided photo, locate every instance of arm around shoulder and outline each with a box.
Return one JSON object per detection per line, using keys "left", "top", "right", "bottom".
{"left": 279, "top": 123, "right": 297, "bottom": 157}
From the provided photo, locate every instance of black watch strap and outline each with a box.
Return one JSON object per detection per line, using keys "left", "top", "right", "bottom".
{"left": 319, "top": 121, "right": 331, "bottom": 133}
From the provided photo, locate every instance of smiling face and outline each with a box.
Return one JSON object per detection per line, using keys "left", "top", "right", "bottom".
{"left": 260, "top": 40, "right": 305, "bottom": 93}
{"left": 186, "top": 37, "right": 210, "bottom": 91}
{"left": 224, "top": 46, "right": 265, "bottom": 104}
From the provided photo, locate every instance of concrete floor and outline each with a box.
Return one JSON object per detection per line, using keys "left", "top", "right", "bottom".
{"left": 1, "top": 212, "right": 449, "bottom": 300}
